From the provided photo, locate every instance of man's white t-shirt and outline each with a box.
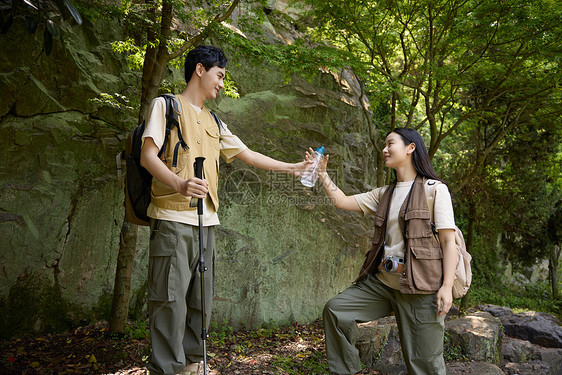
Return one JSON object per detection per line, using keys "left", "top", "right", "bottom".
{"left": 142, "top": 96, "right": 248, "bottom": 226}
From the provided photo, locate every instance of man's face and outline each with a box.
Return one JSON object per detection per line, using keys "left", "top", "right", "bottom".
{"left": 199, "top": 64, "right": 226, "bottom": 100}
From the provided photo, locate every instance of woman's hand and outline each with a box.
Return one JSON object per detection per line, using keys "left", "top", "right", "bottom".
{"left": 436, "top": 228, "right": 456, "bottom": 317}
{"left": 304, "top": 147, "right": 329, "bottom": 176}
{"left": 436, "top": 284, "right": 453, "bottom": 317}
{"left": 305, "top": 148, "right": 362, "bottom": 212}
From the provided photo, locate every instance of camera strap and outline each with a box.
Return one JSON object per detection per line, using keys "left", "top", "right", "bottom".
{"left": 383, "top": 175, "right": 417, "bottom": 247}
{"left": 401, "top": 175, "right": 417, "bottom": 246}
{"left": 379, "top": 175, "right": 417, "bottom": 272}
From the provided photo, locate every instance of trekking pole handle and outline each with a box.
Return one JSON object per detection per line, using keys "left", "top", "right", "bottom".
{"left": 193, "top": 157, "right": 206, "bottom": 215}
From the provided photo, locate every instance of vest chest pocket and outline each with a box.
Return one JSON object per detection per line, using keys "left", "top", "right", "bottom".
{"left": 205, "top": 127, "right": 221, "bottom": 151}
{"left": 405, "top": 209, "right": 432, "bottom": 238}
{"left": 164, "top": 140, "right": 190, "bottom": 175}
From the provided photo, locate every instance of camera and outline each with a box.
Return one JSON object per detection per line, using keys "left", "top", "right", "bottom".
{"left": 382, "top": 256, "right": 405, "bottom": 274}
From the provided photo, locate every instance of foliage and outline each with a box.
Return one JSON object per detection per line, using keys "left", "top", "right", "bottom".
{"left": 209, "top": 318, "right": 235, "bottom": 346}
{"left": 112, "top": 38, "right": 145, "bottom": 71}
{"left": 470, "top": 274, "right": 562, "bottom": 319}
{"left": 270, "top": 350, "right": 328, "bottom": 374}
{"left": 124, "top": 320, "right": 150, "bottom": 340}
{"left": 220, "top": 29, "right": 358, "bottom": 80}
{"left": 443, "top": 331, "right": 469, "bottom": 362}
{"left": 300, "top": 0, "right": 562, "bottom": 186}
{"left": 89, "top": 93, "right": 135, "bottom": 111}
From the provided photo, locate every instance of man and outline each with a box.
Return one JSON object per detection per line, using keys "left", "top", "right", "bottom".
{"left": 140, "top": 45, "right": 308, "bottom": 375}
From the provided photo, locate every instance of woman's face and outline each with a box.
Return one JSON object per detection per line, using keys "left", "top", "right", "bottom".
{"left": 382, "top": 132, "right": 415, "bottom": 168}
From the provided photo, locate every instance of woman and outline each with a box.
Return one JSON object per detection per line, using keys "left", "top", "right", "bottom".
{"left": 314, "top": 128, "right": 457, "bottom": 375}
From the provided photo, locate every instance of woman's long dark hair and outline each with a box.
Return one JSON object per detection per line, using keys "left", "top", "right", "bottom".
{"left": 388, "top": 127, "right": 444, "bottom": 182}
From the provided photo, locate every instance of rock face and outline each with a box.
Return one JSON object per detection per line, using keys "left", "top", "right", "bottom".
{"left": 0, "top": 6, "right": 376, "bottom": 337}
{"left": 0, "top": 16, "right": 140, "bottom": 337}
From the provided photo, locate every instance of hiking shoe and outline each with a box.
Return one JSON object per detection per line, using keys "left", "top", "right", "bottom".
{"left": 178, "top": 361, "right": 217, "bottom": 375}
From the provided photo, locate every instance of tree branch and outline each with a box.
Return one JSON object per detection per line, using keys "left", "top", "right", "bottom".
{"left": 168, "top": 0, "right": 240, "bottom": 61}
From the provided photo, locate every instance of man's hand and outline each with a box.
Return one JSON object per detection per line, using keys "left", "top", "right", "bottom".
{"left": 141, "top": 137, "right": 209, "bottom": 199}
{"left": 292, "top": 158, "right": 314, "bottom": 177}
{"left": 178, "top": 177, "right": 209, "bottom": 198}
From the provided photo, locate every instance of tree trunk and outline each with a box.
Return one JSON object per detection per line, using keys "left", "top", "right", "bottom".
{"left": 109, "top": 219, "right": 139, "bottom": 334}
{"left": 549, "top": 245, "right": 560, "bottom": 300}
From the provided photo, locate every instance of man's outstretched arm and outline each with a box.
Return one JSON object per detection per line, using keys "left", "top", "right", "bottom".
{"left": 235, "top": 149, "right": 309, "bottom": 176}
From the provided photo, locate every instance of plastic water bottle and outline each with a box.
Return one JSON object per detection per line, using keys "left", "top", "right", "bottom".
{"left": 301, "top": 146, "right": 325, "bottom": 187}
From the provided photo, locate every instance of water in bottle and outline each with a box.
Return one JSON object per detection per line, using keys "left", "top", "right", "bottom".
{"left": 301, "top": 146, "right": 325, "bottom": 187}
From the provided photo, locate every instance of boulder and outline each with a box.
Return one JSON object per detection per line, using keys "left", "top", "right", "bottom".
{"left": 481, "top": 304, "right": 562, "bottom": 348}
{"left": 356, "top": 316, "right": 406, "bottom": 374}
{"left": 447, "top": 361, "right": 505, "bottom": 375}
{"left": 502, "top": 337, "right": 562, "bottom": 375}
{"left": 445, "top": 311, "right": 504, "bottom": 365}
{"left": 355, "top": 308, "right": 562, "bottom": 374}
{"left": 357, "top": 311, "right": 504, "bottom": 373}
{"left": 503, "top": 361, "right": 554, "bottom": 375}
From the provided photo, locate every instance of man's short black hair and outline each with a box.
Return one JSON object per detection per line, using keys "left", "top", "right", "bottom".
{"left": 184, "top": 45, "right": 228, "bottom": 83}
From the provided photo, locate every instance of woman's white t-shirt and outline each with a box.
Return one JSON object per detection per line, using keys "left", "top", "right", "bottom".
{"left": 353, "top": 179, "right": 455, "bottom": 289}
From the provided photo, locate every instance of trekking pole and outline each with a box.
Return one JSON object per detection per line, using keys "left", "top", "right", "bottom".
{"left": 193, "top": 156, "right": 208, "bottom": 375}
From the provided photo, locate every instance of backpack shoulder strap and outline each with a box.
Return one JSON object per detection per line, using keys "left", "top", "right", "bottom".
{"left": 425, "top": 179, "right": 443, "bottom": 239}
{"left": 158, "top": 94, "right": 186, "bottom": 158}
{"left": 210, "top": 110, "right": 223, "bottom": 134}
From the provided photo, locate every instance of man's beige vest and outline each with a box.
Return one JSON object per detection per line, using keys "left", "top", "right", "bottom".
{"left": 150, "top": 96, "right": 221, "bottom": 212}
{"left": 356, "top": 176, "right": 444, "bottom": 294}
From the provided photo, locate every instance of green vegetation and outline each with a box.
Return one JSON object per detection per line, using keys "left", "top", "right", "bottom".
{"left": 470, "top": 276, "right": 561, "bottom": 319}
{"left": 270, "top": 351, "right": 329, "bottom": 374}
{"left": 443, "top": 331, "right": 469, "bottom": 362}
{"left": 124, "top": 320, "right": 150, "bottom": 340}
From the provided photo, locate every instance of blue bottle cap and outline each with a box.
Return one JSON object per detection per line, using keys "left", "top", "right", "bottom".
{"left": 315, "top": 146, "right": 325, "bottom": 154}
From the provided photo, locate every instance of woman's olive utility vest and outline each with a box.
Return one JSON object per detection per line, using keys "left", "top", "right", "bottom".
{"left": 151, "top": 96, "right": 221, "bottom": 212}
{"left": 356, "top": 177, "right": 443, "bottom": 294}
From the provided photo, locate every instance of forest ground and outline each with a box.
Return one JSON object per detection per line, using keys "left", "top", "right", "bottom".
{"left": 0, "top": 319, "right": 382, "bottom": 375}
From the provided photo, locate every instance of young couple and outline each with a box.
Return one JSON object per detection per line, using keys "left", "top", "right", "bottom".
{"left": 142, "top": 45, "right": 456, "bottom": 375}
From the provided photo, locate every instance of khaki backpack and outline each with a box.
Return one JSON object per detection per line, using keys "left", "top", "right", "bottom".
{"left": 427, "top": 181, "right": 472, "bottom": 299}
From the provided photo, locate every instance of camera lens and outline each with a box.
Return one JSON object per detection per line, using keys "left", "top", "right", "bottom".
{"left": 383, "top": 259, "right": 394, "bottom": 272}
